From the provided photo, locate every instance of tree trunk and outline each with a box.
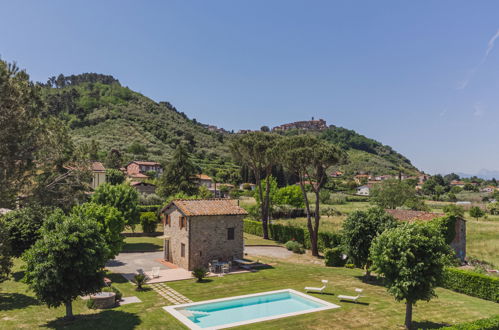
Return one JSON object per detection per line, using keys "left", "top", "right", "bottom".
{"left": 365, "top": 260, "right": 372, "bottom": 278}
{"left": 311, "top": 190, "right": 321, "bottom": 257}
{"left": 298, "top": 179, "right": 315, "bottom": 255}
{"left": 255, "top": 173, "right": 268, "bottom": 239}
{"left": 405, "top": 301, "right": 412, "bottom": 329}
{"left": 64, "top": 301, "right": 74, "bottom": 320}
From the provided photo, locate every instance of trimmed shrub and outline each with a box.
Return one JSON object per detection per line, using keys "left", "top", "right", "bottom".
{"left": 345, "top": 263, "right": 355, "bottom": 269}
{"left": 138, "top": 205, "right": 161, "bottom": 213}
{"left": 441, "top": 268, "right": 499, "bottom": 302}
{"left": 324, "top": 247, "right": 346, "bottom": 267}
{"left": 243, "top": 219, "right": 342, "bottom": 253}
{"left": 140, "top": 212, "right": 158, "bottom": 233}
{"left": 285, "top": 240, "right": 305, "bottom": 254}
{"left": 86, "top": 299, "right": 96, "bottom": 309}
{"left": 437, "top": 315, "right": 499, "bottom": 329}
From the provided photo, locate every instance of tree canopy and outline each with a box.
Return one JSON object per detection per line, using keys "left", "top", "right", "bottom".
{"left": 157, "top": 144, "right": 199, "bottom": 198}
{"left": 91, "top": 183, "right": 140, "bottom": 228}
{"left": 370, "top": 179, "right": 416, "bottom": 209}
{"left": 0, "top": 218, "right": 13, "bottom": 283}
{"left": 22, "top": 210, "right": 109, "bottom": 320}
{"left": 370, "top": 222, "right": 452, "bottom": 329}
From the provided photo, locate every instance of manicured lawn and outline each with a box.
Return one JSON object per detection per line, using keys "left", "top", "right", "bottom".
{"left": 466, "top": 217, "right": 499, "bottom": 266}
{"left": 121, "top": 236, "right": 163, "bottom": 252}
{"left": 244, "top": 233, "right": 282, "bottom": 246}
{"left": 1, "top": 257, "right": 497, "bottom": 329}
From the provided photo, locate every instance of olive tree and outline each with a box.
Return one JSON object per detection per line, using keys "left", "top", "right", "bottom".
{"left": 23, "top": 210, "right": 109, "bottom": 320}
{"left": 370, "top": 222, "right": 451, "bottom": 329}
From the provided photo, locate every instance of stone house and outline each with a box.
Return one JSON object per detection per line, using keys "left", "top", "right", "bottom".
{"left": 91, "top": 162, "right": 106, "bottom": 190}
{"left": 386, "top": 209, "right": 466, "bottom": 261}
{"left": 160, "top": 199, "right": 248, "bottom": 270}
{"left": 194, "top": 174, "right": 214, "bottom": 189}
{"left": 131, "top": 181, "right": 156, "bottom": 195}
{"left": 126, "top": 161, "right": 163, "bottom": 180}
{"left": 356, "top": 185, "right": 370, "bottom": 196}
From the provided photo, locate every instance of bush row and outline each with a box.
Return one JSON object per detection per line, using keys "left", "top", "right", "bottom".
{"left": 324, "top": 247, "right": 346, "bottom": 267}
{"left": 243, "top": 219, "right": 342, "bottom": 252}
{"left": 441, "top": 267, "right": 499, "bottom": 303}
{"left": 138, "top": 205, "right": 161, "bottom": 213}
{"left": 436, "top": 315, "right": 499, "bottom": 329}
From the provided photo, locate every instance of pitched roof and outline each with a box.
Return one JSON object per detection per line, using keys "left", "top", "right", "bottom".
{"left": 128, "top": 172, "right": 148, "bottom": 178}
{"left": 128, "top": 161, "right": 161, "bottom": 166}
{"left": 91, "top": 161, "right": 105, "bottom": 172}
{"left": 164, "top": 199, "right": 248, "bottom": 216}
{"left": 194, "top": 174, "right": 213, "bottom": 181}
{"left": 386, "top": 209, "right": 445, "bottom": 222}
{"left": 131, "top": 181, "right": 155, "bottom": 186}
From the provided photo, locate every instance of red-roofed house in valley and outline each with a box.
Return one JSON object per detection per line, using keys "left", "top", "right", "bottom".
{"left": 193, "top": 174, "right": 214, "bottom": 189}
{"left": 160, "top": 199, "right": 247, "bottom": 270}
{"left": 126, "top": 161, "right": 163, "bottom": 180}
{"left": 386, "top": 209, "right": 466, "bottom": 261}
{"left": 91, "top": 162, "right": 106, "bottom": 190}
{"left": 450, "top": 180, "right": 465, "bottom": 187}
{"left": 131, "top": 181, "right": 156, "bottom": 195}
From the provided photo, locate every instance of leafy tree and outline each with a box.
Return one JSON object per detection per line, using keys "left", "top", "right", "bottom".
{"left": 0, "top": 61, "right": 44, "bottom": 208}
{"left": 260, "top": 126, "right": 270, "bottom": 132}
{"left": 23, "top": 210, "right": 109, "bottom": 320}
{"left": 443, "top": 204, "right": 465, "bottom": 218}
{"left": 231, "top": 132, "right": 281, "bottom": 239}
{"left": 0, "top": 219, "right": 13, "bottom": 283}
{"left": 342, "top": 207, "right": 398, "bottom": 276}
{"left": 274, "top": 185, "right": 305, "bottom": 208}
{"left": 464, "top": 183, "right": 478, "bottom": 192}
{"left": 434, "top": 185, "right": 445, "bottom": 201}
{"left": 403, "top": 196, "right": 430, "bottom": 211}
{"left": 91, "top": 183, "right": 140, "bottom": 228}
{"left": 370, "top": 179, "right": 415, "bottom": 209}
{"left": 370, "top": 222, "right": 451, "bottom": 329}
{"left": 2, "top": 206, "right": 54, "bottom": 256}
{"left": 422, "top": 175, "right": 447, "bottom": 197}
{"left": 106, "top": 168, "right": 125, "bottom": 185}
{"left": 279, "top": 135, "right": 346, "bottom": 256}
{"left": 105, "top": 149, "right": 123, "bottom": 169}
{"left": 140, "top": 212, "right": 158, "bottom": 233}
{"left": 469, "top": 206, "right": 484, "bottom": 220}
{"left": 254, "top": 176, "right": 278, "bottom": 214}
{"left": 127, "top": 141, "right": 147, "bottom": 155}
{"left": 157, "top": 144, "right": 199, "bottom": 198}
{"left": 71, "top": 202, "right": 126, "bottom": 259}
{"left": 487, "top": 202, "right": 499, "bottom": 215}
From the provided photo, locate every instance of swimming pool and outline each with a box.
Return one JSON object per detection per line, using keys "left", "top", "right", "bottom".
{"left": 164, "top": 289, "right": 340, "bottom": 329}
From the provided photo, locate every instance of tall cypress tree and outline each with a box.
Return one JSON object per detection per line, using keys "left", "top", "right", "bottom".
{"left": 157, "top": 144, "right": 199, "bottom": 197}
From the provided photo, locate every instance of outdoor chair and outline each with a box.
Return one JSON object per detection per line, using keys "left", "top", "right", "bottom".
{"left": 338, "top": 288, "right": 364, "bottom": 303}
{"left": 152, "top": 267, "right": 160, "bottom": 278}
{"left": 221, "top": 263, "right": 230, "bottom": 274}
{"left": 305, "top": 280, "right": 328, "bottom": 294}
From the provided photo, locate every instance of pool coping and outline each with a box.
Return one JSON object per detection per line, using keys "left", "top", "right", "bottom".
{"left": 163, "top": 289, "right": 340, "bottom": 329}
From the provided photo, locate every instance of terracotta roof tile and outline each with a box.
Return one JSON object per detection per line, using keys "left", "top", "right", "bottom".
{"left": 386, "top": 209, "right": 444, "bottom": 222}
{"left": 165, "top": 199, "right": 248, "bottom": 216}
{"left": 91, "top": 162, "right": 105, "bottom": 172}
{"left": 194, "top": 174, "right": 213, "bottom": 181}
{"left": 129, "top": 161, "right": 161, "bottom": 166}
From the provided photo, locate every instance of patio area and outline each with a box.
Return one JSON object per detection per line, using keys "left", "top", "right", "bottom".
{"left": 106, "top": 251, "right": 253, "bottom": 284}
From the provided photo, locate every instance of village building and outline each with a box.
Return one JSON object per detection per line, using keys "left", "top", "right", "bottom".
{"left": 126, "top": 161, "right": 163, "bottom": 180}
{"left": 160, "top": 199, "right": 247, "bottom": 270}
{"left": 194, "top": 174, "right": 214, "bottom": 189}
{"left": 386, "top": 209, "right": 466, "bottom": 261}
{"left": 272, "top": 118, "right": 328, "bottom": 132}
{"left": 239, "top": 183, "right": 256, "bottom": 190}
{"left": 91, "top": 162, "right": 106, "bottom": 190}
{"left": 354, "top": 174, "right": 371, "bottom": 185}
{"left": 356, "top": 185, "right": 370, "bottom": 196}
{"left": 450, "top": 180, "right": 466, "bottom": 188}
{"left": 131, "top": 181, "right": 156, "bottom": 195}
{"left": 480, "top": 186, "right": 496, "bottom": 193}
{"left": 330, "top": 171, "right": 343, "bottom": 178}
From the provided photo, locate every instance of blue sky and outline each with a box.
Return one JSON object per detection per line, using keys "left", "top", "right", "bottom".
{"left": 1, "top": 1, "right": 499, "bottom": 175}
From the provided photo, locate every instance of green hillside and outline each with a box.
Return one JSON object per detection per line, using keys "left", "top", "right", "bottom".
{"left": 40, "top": 73, "right": 418, "bottom": 178}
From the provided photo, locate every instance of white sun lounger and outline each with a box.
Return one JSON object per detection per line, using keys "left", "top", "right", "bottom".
{"left": 338, "top": 288, "right": 364, "bottom": 302}
{"left": 305, "top": 280, "right": 328, "bottom": 293}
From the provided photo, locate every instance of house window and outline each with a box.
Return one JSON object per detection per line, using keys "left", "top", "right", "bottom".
{"left": 179, "top": 216, "right": 187, "bottom": 229}
{"left": 227, "top": 227, "right": 235, "bottom": 240}
{"left": 181, "top": 243, "right": 185, "bottom": 257}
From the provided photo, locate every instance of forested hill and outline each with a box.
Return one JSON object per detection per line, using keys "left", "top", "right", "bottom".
{"left": 40, "top": 73, "right": 418, "bottom": 177}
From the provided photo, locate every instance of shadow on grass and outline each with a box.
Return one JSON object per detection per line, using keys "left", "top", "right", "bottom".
{"left": 412, "top": 320, "right": 449, "bottom": 329}
{"left": 354, "top": 275, "right": 385, "bottom": 287}
{"left": 12, "top": 270, "right": 25, "bottom": 282}
{"left": 106, "top": 273, "right": 128, "bottom": 284}
{"left": 121, "top": 243, "right": 162, "bottom": 253}
{"left": 44, "top": 310, "right": 141, "bottom": 329}
{"left": 307, "top": 292, "right": 335, "bottom": 296}
{"left": 135, "top": 287, "right": 152, "bottom": 292}
{"left": 0, "top": 292, "right": 40, "bottom": 311}
{"left": 339, "top": 300, "right": 369, "bottom": 306}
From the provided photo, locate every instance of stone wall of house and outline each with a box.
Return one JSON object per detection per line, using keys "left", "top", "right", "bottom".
{"left": 451, "top": 218, "right": 466, "bottom": 261}
{"left": 163, "top": 209, "right": 189, "bottom": 270}
{"left": 188, "top": 215, "right": 244, "bottom": 270}
{"left": 135, "top": 184, "right": 156, "bottom": 195}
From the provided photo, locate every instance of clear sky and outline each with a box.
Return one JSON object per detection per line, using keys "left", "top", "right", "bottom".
{"left": 1, "top": 1, "right": 499, "bottom": 175}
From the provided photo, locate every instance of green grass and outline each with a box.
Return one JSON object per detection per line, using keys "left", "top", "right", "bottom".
{"left": 244, "top": 233, "right": 282, "bottom": 246}
{"left": 121, "top": 236, "right": 163, "bottom": 252}
{"left": 3, "top": 256, "right": 496, "bottom": 330}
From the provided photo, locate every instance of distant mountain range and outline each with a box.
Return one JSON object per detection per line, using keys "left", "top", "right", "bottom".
{"left": 455, "top": 169, "right": 499, "bottom": 180}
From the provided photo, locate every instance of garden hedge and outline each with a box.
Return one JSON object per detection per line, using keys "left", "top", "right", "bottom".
{"left": 436, "top": 315, "right": 499, "bottom": 329}
{"left": 243, "top": 219, "right": 342, "bottom": 252}
{"left": 324, "top": 247, "right": 346, "bottom": 267}
{"left": 441, "top": 268, "right": 499, "bottom": 303}
{"left": 138, "top": 205, "right": 161, "bottom": 213}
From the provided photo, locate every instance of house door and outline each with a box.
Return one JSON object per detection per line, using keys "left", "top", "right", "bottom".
{"left": 163, "top": 239, "right": 170, "bottom": 261}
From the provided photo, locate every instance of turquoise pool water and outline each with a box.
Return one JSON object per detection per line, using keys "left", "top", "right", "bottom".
{"left": 182, "top": 291, "right": 326, "bottom": 328}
